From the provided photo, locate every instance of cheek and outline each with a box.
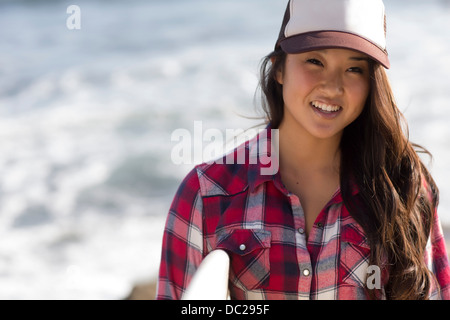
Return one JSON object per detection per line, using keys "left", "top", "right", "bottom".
{"left": 282, "top": 69, "right": 317, "bottom": 103}
{"left": 350, "top": 80, "right": 370, "bottom": 113}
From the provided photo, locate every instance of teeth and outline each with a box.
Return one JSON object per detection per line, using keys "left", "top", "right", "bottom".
{"left": 312, "top": 101, "right": 341, "bottom": 112}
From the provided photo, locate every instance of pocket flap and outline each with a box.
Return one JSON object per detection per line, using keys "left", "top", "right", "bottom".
{"left": 216, "top": 229, "right": 271, "bottom": 256}
{"left": 341, "top": 223, "right": 370, "bottom": 249}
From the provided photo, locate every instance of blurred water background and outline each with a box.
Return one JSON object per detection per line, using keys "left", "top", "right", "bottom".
{"left": 0, "top": 0, "right": 449, "bottom": 299}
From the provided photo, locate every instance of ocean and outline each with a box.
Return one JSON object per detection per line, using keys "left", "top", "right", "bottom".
{"left": 0, "top": 0, "right": 449, "bottom": 299}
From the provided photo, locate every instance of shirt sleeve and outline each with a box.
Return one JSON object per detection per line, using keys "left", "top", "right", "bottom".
{"left": 427, "top": 207, "right": 450, "bottom": 299}
{"left": 156, "top": 167, "right": 204, "bottom": 300}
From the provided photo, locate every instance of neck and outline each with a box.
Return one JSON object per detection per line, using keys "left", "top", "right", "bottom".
{"left": 278, "top": 118, "right": 342, "bottom": 176}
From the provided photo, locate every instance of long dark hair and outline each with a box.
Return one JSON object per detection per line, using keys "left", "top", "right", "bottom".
{"left": 259, "top": 49, "right": 439, "bottom": 300}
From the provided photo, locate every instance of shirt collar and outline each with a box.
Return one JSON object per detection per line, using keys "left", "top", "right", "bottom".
{"left": 247, "top": 123, "right": 281, "bottom": 192}
{"left": 246, "top": 123, "right": 360, "bottom": 202}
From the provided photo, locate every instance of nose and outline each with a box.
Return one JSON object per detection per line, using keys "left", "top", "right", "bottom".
{"left": 320, "top": 70, "right": 344, "bottom": 95}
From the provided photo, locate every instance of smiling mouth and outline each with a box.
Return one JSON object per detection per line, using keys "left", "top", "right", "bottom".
{"left": 311, "top": 101, "right": 342, "bottom": 113}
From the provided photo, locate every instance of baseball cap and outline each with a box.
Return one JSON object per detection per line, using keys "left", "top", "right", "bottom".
{"left": 276, "top": 0, "right": 390, "bottom": 69}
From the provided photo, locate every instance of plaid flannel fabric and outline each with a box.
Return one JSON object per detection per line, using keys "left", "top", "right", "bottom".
{"left": 157, "top": 127, "right": 450, "bottom": 300}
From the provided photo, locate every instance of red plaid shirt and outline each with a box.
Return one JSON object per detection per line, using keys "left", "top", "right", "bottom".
{"left": 157, "top": 128, "right": 450, "bottom": 300}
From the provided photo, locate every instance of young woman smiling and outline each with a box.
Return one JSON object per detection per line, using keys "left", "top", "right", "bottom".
{"left": 276, "top": 49, "right": 371, "bottom": 237}
{"left": 157, "top": 0, "right": 450, "bottom": 300}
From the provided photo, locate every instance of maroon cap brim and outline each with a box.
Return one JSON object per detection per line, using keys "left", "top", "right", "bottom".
{"left": 279, "top": 31, "right": 390, "bottom": 69}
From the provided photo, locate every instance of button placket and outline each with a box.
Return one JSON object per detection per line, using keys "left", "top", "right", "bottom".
{"left": 287, "top": 193, "right": 313, "bottom": 298}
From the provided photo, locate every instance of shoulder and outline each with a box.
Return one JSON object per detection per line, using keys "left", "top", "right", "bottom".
{"left": 176, "top": 125, "right": 273, "bottom": 199}
{"left": 195, "top": 141, "right": 251, "bottom": 197}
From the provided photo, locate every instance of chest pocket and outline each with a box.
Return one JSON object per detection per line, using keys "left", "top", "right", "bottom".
{"left": 216, "top": 229, "right": 271, "bottom": 290}
{"left": 339, "top": 223, "right": 371, "bottom": 288}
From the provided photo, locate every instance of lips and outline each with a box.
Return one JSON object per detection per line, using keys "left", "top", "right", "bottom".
{"left": 310, "top": 100, "right": 342, "bottom": 119}
{"left": 311, "top": 101, "right": 342, "bottom": 113}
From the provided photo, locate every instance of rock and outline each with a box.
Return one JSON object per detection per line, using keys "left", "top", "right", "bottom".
{"left": 125, "top": 280, "right": 157, "bottom": 300}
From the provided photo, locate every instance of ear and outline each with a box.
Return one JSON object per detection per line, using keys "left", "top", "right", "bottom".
{"left": 271, "top": 56, "right": 284, "bottom": 85}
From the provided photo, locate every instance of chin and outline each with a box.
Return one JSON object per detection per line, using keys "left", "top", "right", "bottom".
{"left": 308, "top": 126, "right": 344, "bottom": 141}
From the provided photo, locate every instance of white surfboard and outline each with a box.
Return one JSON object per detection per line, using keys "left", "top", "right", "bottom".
{"left": 182, "top": 250, "right": 230, "bottom": 300}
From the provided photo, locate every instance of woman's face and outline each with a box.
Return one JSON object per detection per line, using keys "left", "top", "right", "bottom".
{"left": 277, "top": 48, "right": 371, "bottom": 141}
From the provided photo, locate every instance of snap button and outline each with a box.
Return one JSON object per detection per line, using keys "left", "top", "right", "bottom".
{"left": 302, "top": 269, "right": 311, "bottom": 277}
{"left": 239, "top": 244, "right": 246, "bottom": 251}
{"left": 317, "top": 222, "right": 324, "bottom": 228}
{"left": 298, "top": 228, "right": 305, "bottom": 234}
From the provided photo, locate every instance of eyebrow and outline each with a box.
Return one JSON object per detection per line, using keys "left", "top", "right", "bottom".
{"left": 315, "top": 49, "right": 370, "bottom": 62}
{"left": 349, "top": 57, "right": 370, "bottom": 62}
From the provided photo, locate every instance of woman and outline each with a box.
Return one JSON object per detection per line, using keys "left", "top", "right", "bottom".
{"left": 157, "top": 0, "right": 450, "bottom": 300}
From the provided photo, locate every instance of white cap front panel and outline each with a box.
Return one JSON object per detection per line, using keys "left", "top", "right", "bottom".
{"left": 284, "top": 0, "right": 386, "bottom": 50}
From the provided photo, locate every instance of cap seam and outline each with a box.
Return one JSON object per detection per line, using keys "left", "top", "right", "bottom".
{"left": 284, "top": 0, "right": 294, "bottom": 39}
{"left": 282, "top": 30, "right": 387, "bottom": 54}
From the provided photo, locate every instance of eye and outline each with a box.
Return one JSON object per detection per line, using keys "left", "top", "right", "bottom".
{"left": 306, "top": 58, "right": 323, "bottom": 66}
{"left": 347, "top": 67, "right": 364, "bottom": 74}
